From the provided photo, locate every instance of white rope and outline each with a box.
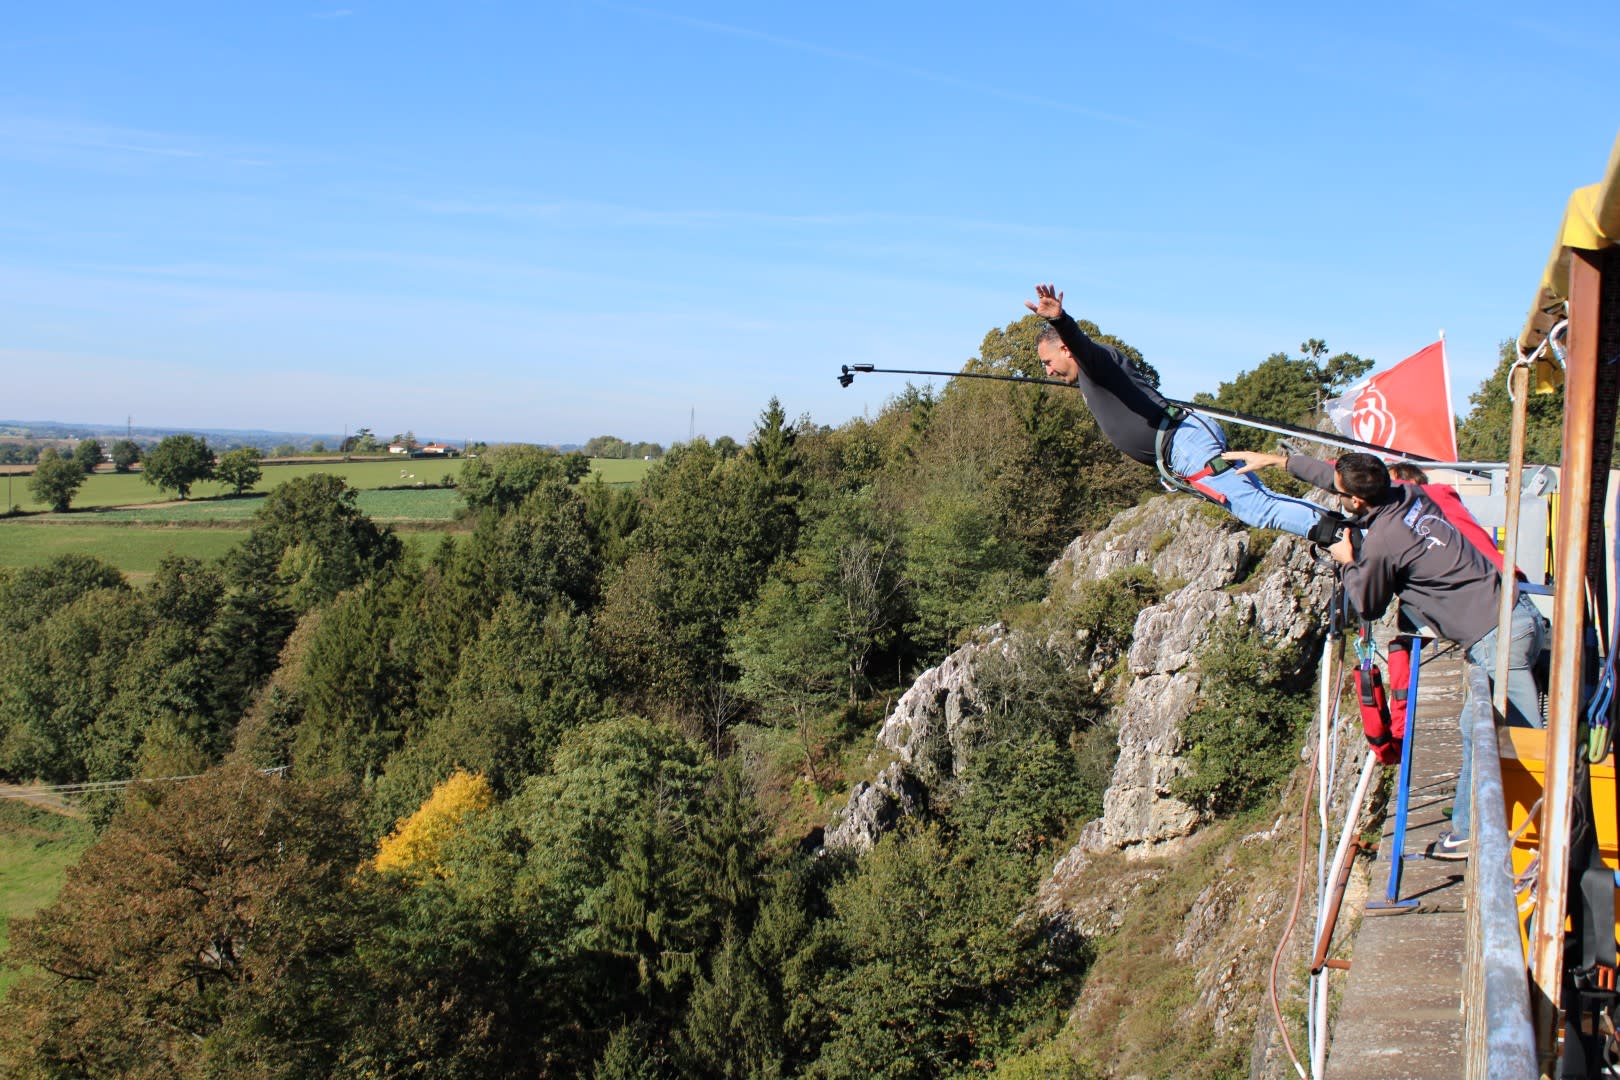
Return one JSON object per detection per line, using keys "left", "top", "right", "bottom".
{"left": 0, "top": 765, "right": 289, "bottom": 800}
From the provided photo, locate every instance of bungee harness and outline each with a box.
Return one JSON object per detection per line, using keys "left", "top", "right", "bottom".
{"left": 1153, "top": 405, "right": 1237, "bottom": 507}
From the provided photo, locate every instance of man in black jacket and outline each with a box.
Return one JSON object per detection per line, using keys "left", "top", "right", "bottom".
{"left": 1027, "top": 284, "right": 1337, "bottom": 540}
{"left": 1228, "top": 448, "right": 1548, "bottom": 859}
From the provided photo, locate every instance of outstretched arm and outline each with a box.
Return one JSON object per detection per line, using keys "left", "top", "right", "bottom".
{"left": 1024, "top": 283, "right": 1064, "bottom": 320}
{"left": 1222, "top": 450, "right": 1287, "bottom": 475}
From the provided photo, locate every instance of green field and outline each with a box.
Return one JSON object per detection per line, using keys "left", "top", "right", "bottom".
{"left": 0, "top": 520, "right": 453, "bottom": 580}
{"left": 0, "top": 456, "right": 651, "bottom": 580}
{"left": 42, "top": 487, "right": 465, "bottom": 524}
{"left": 0, "top": 803, "right": 93, "bottom": 997}
{"left": 0, "top": 522, "right": 252, "bottom": 576}
{"left": 4, "top": 456, "right": 653, "bottom": 514}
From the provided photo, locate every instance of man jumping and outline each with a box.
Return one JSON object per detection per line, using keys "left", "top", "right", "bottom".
{"left": 1026, "top": 283, "right": 1338, "bottom": 540}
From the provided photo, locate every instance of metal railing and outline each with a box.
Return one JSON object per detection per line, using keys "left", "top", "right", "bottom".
{"left": 1461, "top": 664, "right": 1538, "bottom": 1078}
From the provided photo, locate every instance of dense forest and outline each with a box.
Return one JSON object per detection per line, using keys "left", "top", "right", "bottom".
{"left": 0, "top": 315, "right": 1539, "bottom": 1078}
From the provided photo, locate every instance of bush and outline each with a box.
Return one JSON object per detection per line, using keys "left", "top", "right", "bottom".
{"left": 1171, "top": 614, "right": 1316, "bottom": 816}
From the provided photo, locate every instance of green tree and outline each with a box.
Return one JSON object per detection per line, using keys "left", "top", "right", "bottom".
{"left": 72, "top": 438, "right": 103, "bottom": 476}
{"left": 1192, "top": 340, "right": 1371, "bottom": 453}
{"left": 214, "top": 446, "right": 264, "bottom": 495}
{"left": 459, "top": 443, "right": 569, "bottom": 514}
{"left": 27, "top": 448, "right": 85, "bottom": 512}
{"left": 810, "top": 825, "right": 1082, "bottom": 1078}
{"left": 291, "top": 573, "right": 421, "bottom": 783}
{"left": 730, "top": 572, "right": 844, "bottom": 779}
{"left": 0, "top": 553, "right": 126, "bottom": 633}
{"left": 902, "top": 469, "right": 1026, "bottom": 653}
{"left": 595, "top": 439, "right": 789, "bottom": 708}
{"left": 341, "top": 426, "right": 380, "bottom": 453}
{"left": 0, "top": 586, "right": 144, "bottom": 782}
{"left": 108, "top": 439, "right": 141, "bottom": 472}
{"left": 459, "top": 477, "right": 600, "bottom": 614}
{"left": 371, "top": 597, "right": 613, "bottom": 827}
{"left": 1456, "top": 339, "right": 1567, "bottom": 463}
{"left": 585, "top": 435, "right": 631, "bottom": 459}
{"left": 222, "top": 473, "right": 402, "bottom": 613}
{"left": 742, "top": 397, "right": 804, "bottom": 562}
{"left": 142, "top": 433, "right": 215, "bottom": 499}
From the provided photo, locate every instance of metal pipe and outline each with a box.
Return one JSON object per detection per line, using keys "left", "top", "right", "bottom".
{"left": 1311, "top": 838, "right": 1364, "bottom": 972}
{"left": 1530, "top": 250, "right": 1606, "bottom": 1070}
{"left": 1310, "top": 750, "right": 1380, "bottom": 1080}
{"left": 1493, "top": 362, "right": 1532, "bottom": 715}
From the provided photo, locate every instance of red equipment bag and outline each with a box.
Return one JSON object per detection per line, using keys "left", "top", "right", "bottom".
{"left": 1385, "top": 636, "right": 1413, "bottom": 741}
{"left": 1355, "top": 661, "right": 1401, "bottom": 765}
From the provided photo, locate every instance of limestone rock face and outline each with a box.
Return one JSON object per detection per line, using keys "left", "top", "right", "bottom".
{"left": 825, "top": 495, "right": 1334, "bottom": 856}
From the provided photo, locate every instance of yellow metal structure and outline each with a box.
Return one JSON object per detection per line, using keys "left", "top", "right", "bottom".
{"left": 1519, "top": 132, "right": 1620, "bottom": 392}
{"left": 1501, "top": 728, "right": 1619, "bottom": 958}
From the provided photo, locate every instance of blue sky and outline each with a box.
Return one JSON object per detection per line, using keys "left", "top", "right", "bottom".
{"left": 2, "top": 3, "right": 1615, "bottom": 446}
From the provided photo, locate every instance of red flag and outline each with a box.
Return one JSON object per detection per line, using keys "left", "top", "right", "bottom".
{"left": 1324, "top": 340, "right": 1458, "bottom": 460}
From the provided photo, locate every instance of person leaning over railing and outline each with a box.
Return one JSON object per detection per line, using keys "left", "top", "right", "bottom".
{"left": 1225, "top": 450, "right": 1550, "bottom": 861}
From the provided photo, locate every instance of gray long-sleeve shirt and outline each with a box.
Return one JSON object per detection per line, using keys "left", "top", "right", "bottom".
{"left": 1287, "top": 455, "right": 1503, "bottom": 647}
{"left": 1049, "top": 312, "right": 1173, "bottom": 466}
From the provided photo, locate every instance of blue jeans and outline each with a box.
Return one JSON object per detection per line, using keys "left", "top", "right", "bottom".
{"left": 1166, "top": 414, "right": 1327, "bottom": 538}
{"left": 1453, "top": 594, "right": 1548, "bottom": 841}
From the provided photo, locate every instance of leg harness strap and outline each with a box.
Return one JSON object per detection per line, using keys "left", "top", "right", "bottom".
{"left": 1154, "top": 410, "right": 1231, "bottom": 507}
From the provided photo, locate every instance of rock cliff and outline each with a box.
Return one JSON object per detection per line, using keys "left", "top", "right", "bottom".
{"left": 827, "top": 496, "right": 1333, "bottom": 855}
{"left": 825, "top": 493, "right": 1376, "bottom": 1076}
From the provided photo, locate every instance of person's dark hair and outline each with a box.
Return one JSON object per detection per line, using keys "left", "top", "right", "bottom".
{"left": 1388, "top": 462, "right": 1429, "bottom": 484}
{"left": 1037, "top": 324, "right": 1063, "bottom": 348}
{"left": 1336, "top": 453, "right": 1392, "bottom": 502}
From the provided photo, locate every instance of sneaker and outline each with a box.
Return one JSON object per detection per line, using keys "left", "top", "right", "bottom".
{"left": 1431, "top": 831, "right": 1470, "bottom": 860}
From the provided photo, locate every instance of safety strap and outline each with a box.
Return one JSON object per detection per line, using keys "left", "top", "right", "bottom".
{"left": 1152, "top": 408, "right": 1231, "bottom": 507}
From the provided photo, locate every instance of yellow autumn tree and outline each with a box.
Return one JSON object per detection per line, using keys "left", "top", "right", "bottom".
{"left": 372, "top": 769, "right": 494, "bottom": 880}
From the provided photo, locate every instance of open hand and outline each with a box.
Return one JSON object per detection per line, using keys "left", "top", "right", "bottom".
{"left": 1221, "top": 450, "right": 1286, "bottom": 475}
{"left": 1025, "top": 283, "right": 1064, "bottom": 320}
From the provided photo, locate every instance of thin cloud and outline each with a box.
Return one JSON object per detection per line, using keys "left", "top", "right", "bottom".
{"left": 598, "top": 2, "right": 1145, "bottom": 129}
{"left": 413, "top": 195, "right": 1047, "bottom": 237}
{"left": 0, "top": 114, "right": 271, "bottom": 168}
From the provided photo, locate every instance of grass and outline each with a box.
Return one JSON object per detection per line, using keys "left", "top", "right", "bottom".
{"left": 38, "top": 487, "right": 466, "bottom": 524}
{"left": 0, "top": 522, "right": 252, "bottom": 577}
{"left": 3, "top": 456, "right": 652, "bottom": 513}
{"left": 0, "top": 457, "right": 652, "bottom": 579}
{"left": 0, "top": 802, "right": 93, "bottom": 997}
{"left": 0, "top": 520, "right": 453, "bottom": 581}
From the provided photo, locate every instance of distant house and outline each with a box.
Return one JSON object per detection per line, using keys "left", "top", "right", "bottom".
{"left": 414, "top": 443, "right": 459, "bottom": 458}
{"left": 388, "top": 444, "right": 410, "bottom": 455}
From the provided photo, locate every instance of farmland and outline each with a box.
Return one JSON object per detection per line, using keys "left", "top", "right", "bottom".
{"left": 0, "top": 456, "right": 652, "bottom": 579}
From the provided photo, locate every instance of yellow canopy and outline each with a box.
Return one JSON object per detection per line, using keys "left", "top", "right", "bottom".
{"left": 1519, "top": 131, "right": 1620, "bottom": 391}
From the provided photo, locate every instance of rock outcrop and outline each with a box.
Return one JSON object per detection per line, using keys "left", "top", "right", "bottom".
{"left": 826, "top": 496, "right": 1333, "bottom": 856}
